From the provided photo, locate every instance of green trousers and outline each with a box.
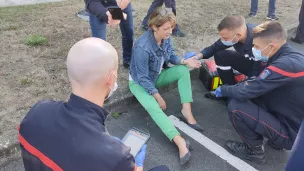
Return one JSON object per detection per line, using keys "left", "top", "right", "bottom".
{"left": 129, "top": 65, "right": 193, "bottom": 141}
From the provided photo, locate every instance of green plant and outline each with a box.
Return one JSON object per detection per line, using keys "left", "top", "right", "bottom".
{"left": 24, "top": 34, "right": 48, "bottom": 46}
{"left": 112, "top": 112, "right": 121, "bottom": 119}
{"left": 20, "top": 78, "right": 32, "bottom": 85}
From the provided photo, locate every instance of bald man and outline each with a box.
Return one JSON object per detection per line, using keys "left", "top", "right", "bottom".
{"left": 18, "top": 38, "right": 167, "bottom": 171}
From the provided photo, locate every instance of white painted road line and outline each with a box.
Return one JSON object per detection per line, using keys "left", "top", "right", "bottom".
{"left": 169, "top": 115, "right": 258, "bottom": 171}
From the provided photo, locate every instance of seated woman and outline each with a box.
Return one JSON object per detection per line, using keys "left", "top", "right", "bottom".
{"left": 129, "top": 8, "right": 203, "bottom": 165}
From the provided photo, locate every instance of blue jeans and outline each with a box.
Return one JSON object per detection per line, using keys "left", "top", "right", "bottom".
{"left": 142, "top": 0, "right": 180, "bottom": 33}
{"left": 250, "top": 0, "right": 276, "bottom": 16}
{"left": 89, "top": 4, "right": 134, "bottom": 63}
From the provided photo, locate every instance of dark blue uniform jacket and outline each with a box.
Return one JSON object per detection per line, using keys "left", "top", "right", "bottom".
{"left": 19, "top": 94, "right": 135, "bottom": 171}
{"left": 222, "top": 44, "right": 304, "bottom": 141}
{"left": 201, "top": 24, "right": 263, "bottom": 76}
{"left": 201, "top": 24, "right": 256, "bottom": 59}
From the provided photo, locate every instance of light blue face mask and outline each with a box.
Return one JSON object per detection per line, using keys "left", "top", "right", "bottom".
{"left": 252, "top": 45, "right": 272, "bottom": 62}
{"left": 221, "top": 34, "right": 239, "bottom": 46}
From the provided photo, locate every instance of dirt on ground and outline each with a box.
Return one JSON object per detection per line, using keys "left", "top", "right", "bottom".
{"left": 0, "top": 0, "right": 302, "bottom": 147}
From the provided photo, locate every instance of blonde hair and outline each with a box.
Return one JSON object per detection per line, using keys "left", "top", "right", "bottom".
{"left": 148, "top": 8, "right": 176, "bottom": 29}
{"left": 252, "top": 21, "right": 287, "bottom": 41}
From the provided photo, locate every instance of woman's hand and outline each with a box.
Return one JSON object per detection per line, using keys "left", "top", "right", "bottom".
{"left": 153, "top": 93, "right": 167, "bottom": 110}
{"left": 184, "top": 57, "right": 202, "bottom": 68}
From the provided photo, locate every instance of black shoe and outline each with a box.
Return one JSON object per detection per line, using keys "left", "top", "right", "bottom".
{"left": 173, "top": 30, "right": 186, "bottom": 37}
{"left": 204, "top": 91, "right": 226, "bottom": 100}
{"left": 247, "top": 13, "right": 257, "bottom": 18}
{"left": 179, "top": 113, "right": 204, "bottom": 132}
{"left": 180, "top": 139, "right": 192, "bottom": 165}
{"left": 171, "top": 138, "right": 192, "bottom": 165}
{"left": 266, "top": 15, "right": 279, "bottom": 20}
{"left": 267, "top": 140, "right": 283, "bottom": 151}
{"left": 291, "top": 37, "right": 304, "bottom": 44}
{"left": 225, "top": 140, "right": 267, "bottom": 164}
{"left": 123, "top": 61, "right": 130, "bottom": 69}
{"left": 180, "top": 151, "right": 191, "bottom": 165}
{"left": 140, "top": 25, "right": 148, "bottom": 31}
{"left": 172, "top": 138, "right": 193, "bottom": 151}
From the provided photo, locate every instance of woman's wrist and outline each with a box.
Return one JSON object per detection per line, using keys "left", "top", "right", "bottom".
{"left": 181, "top": 59, "right": 188, "bottom": 65}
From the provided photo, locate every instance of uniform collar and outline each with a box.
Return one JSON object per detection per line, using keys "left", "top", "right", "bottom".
{"left": 243, "top": 24, "right": 254, "bottom": 47}
{"left": 67, "top": 94, "right": 109, "bottom": 124}
{"left": 267, "top": 43, "right": 292, "bottom": 65}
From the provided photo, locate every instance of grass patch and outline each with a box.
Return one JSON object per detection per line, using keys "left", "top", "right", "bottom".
{"left": 24, "top": 34, "right": 48, "bottom": 46}
{"left": 112, "top": 112, "right": 121, "bottom": 119}
{"left": 20, "top": 78, "right": 32, "bottom": 85}
{"left": 0, "top": 4, "right": 42, "bottom": 22}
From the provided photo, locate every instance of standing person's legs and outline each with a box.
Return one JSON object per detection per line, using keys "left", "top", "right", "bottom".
{"left": 89, "top": 14, "right": 107, "bottom": 40}
{"left": 214, "top": 50, "right": 254, "bottom": 85}
{"left": 295, "top": 0, "right": 304, "bottom": 42}
{"left": 250, "top": 0, "right": 258, "bottom": 15}
{"left": 142, "top": 0, "right": 164, "bottom": 27}
{"left": 163, "top": 0, "right": 184, "bottom": 36}
{"left": 149, "top": 165, "right": 170, "bottom": 171}
{"left": 120, "top": 3, "right": 134, "bottom": 67}
{"left": 267, "top": 0, "right": 276, "bottom": 17}
{"left": 163, "top": 0, "right": 180, "bottom": 32}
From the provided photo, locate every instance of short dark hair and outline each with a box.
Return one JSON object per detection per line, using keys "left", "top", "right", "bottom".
{"left": 217, "top": 15, "right": 245, "bottom": 31}
{"left": 252, "top": 21, "right": 287, "bottom": 41}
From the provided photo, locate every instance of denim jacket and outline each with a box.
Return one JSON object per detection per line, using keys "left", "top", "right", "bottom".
{"left": 130, "top": 29, "right": 182, "bottom": 95}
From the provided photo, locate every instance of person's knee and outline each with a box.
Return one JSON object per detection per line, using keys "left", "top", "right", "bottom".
{"left": 227, "top": 99, "right": 245, "bottom": 119}
{"left": 145, "top": 102, "right": 163, "bottom": 114}
{"left": 122, "top": 26, "right": 134, "bottom": 39}
{"left": 227, "top": 99, "right": 239, "bottom": 112}
{"left": 214, "top": 50, "right": 227, "bottom": 62}
{"left": 175, "top": 65, "right": 189, "bottom": 76}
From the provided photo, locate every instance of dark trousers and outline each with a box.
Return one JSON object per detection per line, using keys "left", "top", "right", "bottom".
{"left": 89, "top": 4, "right": 134, "bottom": 63}
{"left": 142, "top": 0, "right": 180, "bottom": 33}
{"left": 250, "top": 0, "right": 276, "bottom": 16}
{"left": 295, "top": 0, "right": 304, "bottom": 41}
{"left": 227, "top": 99, "right": 294, "bottom": 150}
{"left": 214, "top": 50, "right": 261, "bottom": 85}
{"left": 149, "top": 165, "right": 170, "bottom": 171}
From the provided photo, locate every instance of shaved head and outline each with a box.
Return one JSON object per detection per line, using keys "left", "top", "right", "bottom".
{"left": 67, "top": 38, "right": 118, "bottom": 86}
{"left": 66, "top": 38, "right": 119, "bottom": 106}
